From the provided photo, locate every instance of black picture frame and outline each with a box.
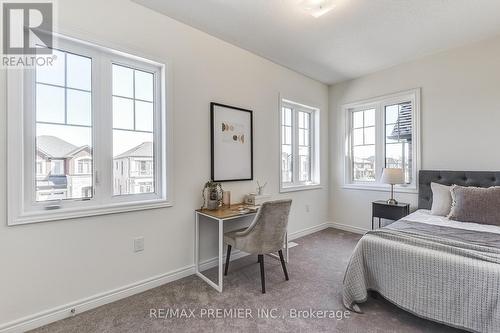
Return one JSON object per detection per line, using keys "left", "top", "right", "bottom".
{"left": 210, "top": 102, "right": 253, "bottom": 182}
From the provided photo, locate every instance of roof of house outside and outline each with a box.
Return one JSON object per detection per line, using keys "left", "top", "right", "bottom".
{"left": 388, "top": 102, "right": 412, "bottom": 141}
{"left": 115, "top": 142, "right": 153, "bottom": 159}
{"left": 37, "top": 136, "right": 79, "bottom": 158}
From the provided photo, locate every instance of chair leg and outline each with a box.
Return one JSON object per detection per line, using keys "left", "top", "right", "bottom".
{"left": 224, "top": 245, "right": 231, "bottom": 276}
{"left": 258, "top": 254, "right": 265, "bottom": 294}
{"left": 278, "top": 250, "right": 289, "bottom": 281}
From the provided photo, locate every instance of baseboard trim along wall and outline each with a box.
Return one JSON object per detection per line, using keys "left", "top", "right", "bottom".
{"left": 328, "top": 222, "right": 369, "bottom": 235}
{"left": 0, "top": 264, "right": 195, "bottom": 333}
{"left": 0, "top": 221, "right": 335, "bottom": 333}
{"left": 288, "top": 222, "right": 332, "bottom": 239}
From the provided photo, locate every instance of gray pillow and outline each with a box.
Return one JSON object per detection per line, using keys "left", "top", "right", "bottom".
{"left": 430, "top": 182, "right": 452, "bottom": 216}
{"left": 448, "top": 185, "right": 500, "bottom": 226}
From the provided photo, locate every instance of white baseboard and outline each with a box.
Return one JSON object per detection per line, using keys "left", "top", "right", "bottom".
{"left": 328, "top": 222, "right": 368, "bottom": 234}
{"left": 0, "top": 221, "right": 333, "bottom": 333}
{"left": 288, "top": 222, "right": 332, "bottom": 240}
{"left": 0, "top": 264, "right": 195, "bottom": 333}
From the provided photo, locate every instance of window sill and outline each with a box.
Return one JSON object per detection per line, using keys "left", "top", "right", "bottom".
{"left": 280, "top": 184, "right": 323, "bottom": 193}
{"left": 9, "top": 199, "right": 173, "bottom": 226}
{"left": 341, "top": 183, "right": 418, "bottom": 194}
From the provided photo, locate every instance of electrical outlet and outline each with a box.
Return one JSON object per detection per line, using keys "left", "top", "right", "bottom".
{"left": 134, "top": 237, "right": 144, "bottom": 252}
{"left": 305, "top": 204, "right": 310, "bottom": 213}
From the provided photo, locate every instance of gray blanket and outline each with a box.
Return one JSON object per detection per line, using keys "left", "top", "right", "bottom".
{"left": 342, "top": 220, "right": 500, "bottom": 332}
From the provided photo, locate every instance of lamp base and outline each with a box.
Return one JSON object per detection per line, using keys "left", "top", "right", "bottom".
{"left": 386, "top": 198, "right": 398, "bottom": 205}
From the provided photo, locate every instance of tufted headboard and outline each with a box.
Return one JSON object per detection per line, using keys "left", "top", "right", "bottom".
{"left": 418, "top": 170, "right": 500, "bottom": 209}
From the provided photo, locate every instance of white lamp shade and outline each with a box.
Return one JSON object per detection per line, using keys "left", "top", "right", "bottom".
{"left": 381, "top": 168, "right": 404, "bottom": 185}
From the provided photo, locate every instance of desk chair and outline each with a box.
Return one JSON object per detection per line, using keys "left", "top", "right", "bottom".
{"left": 223, "top": 199, "right": 292, "bottom": 293}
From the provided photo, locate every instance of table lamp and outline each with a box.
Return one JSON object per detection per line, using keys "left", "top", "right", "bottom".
{"left": 381, "top": 168, "right": 404, "bottom": 205}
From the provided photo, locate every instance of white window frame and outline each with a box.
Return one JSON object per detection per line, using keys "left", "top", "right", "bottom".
{"left": 7, "top": 33, "right": 173, "bottom": 225}
{"left": 342, "top": 88, "right": 421, "bottom": 193}
{"left": 279, "top": 98, "right": 321, "bottom": 193}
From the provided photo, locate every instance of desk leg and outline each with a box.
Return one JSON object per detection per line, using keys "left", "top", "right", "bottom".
{"left": 194, "top": 214, "right": 223, "bottom": 293}
{"left": 195, "top": 212, "right": 199, "bottom": 274}
{"left": 217, "top": 218, "right": 223, "bottom": 292}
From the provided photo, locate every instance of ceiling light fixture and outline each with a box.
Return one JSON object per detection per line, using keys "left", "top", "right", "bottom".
{"left": 299, "top": 0, "right": 337, "bottom": 18}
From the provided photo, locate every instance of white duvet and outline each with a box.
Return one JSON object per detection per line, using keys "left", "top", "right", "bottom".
{"left": 404, "top": 209, "right": 500, "bottom": 234}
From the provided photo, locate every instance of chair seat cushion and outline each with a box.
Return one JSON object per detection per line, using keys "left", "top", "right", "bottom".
{"left": 223, "top": 228, "right": 247, "bottom": 247}
{"left": 224, "top": 227, "right": 284, "bottom": 254}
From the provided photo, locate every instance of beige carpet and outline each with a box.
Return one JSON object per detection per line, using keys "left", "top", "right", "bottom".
{"left": 30, "top": 229, "right": 462, "bottom": 333}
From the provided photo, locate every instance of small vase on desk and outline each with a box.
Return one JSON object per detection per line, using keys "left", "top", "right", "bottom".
{"left": 222, "top": 191, "right": 231, "bottom": 207}
{"left": 207, "top": 199, "right": 219, "bottom": 210}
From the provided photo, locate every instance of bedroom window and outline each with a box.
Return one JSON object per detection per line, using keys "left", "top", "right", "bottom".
{"left": 280, "top": 99, "right": 320, "bottom": 192}
{"left": 7, "top": 34, "right": 171, "bottom": 225}
{"left": 351, "top": 108, "right": 376, "bottom": 182}
{"left": 112, "top": 64, "right": 156, "bottom": 196}
{"left": 343, "top": 89, "right": 420, "bottom": 192}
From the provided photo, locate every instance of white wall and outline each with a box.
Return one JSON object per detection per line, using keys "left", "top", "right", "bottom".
{"left": 0, "top": 0, "right": 329, "bottom": 326}
{"left": 329, "top": 35, "right": 500, "bottom": 231}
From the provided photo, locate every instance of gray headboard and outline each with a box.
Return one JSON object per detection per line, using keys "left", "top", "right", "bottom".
{"left": 419, "top": 170, "right": 500, "bottom": 209}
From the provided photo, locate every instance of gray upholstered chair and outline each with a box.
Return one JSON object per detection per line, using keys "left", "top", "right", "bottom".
{"left": 223, "top": 199, "right": 292, "bottom": 293}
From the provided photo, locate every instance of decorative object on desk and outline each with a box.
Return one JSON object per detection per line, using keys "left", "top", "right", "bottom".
{"left": 381, "top": 168, "right": 405, "bottom": 205}
{"left": 237, "top": 207, "right": 250, "bottom": 214}
{"left": 211, "top": 103, "right": 253, "bottom": 182}
{"left": 201, "top": 180, "right": 223, "bottom": 210}
{"left": 245, "top": 193, "right": 272, "bottom": 206}
{"left": 256, "top": 181, "right": 267, "bottom": 195}
{"left": 222, "top": 190, "right": 231, "bottom": 206}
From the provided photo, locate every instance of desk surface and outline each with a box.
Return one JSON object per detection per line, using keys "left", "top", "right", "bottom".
{"left": 196, "top": 203, "right": 259, "bottom": 219}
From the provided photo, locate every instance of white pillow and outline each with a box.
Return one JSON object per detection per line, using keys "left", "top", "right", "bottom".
{"left": 430, "top": 182, "right": 452, "bottom": 216}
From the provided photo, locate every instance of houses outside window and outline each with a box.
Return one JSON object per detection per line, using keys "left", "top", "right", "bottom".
{"left": 113, "top": 142, "right": 154, "bottom": 195}
{"left": 7, "top": 34, "right": 170, "bottom": 225}
{"left": 280, "top": 99, "right": 320, "bottom": 192}
{"left": 343, "top": 89, "right": 420, "bottom": 191}
{"left": 77, "top": 158, "right": 92, "bottom": 174}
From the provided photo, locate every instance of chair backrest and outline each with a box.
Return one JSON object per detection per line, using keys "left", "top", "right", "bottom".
{"left": 240, "top": 199, "right": 292, "bottom": 253}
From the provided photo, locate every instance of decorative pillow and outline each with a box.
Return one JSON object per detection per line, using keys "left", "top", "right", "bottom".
{"left": 430, "top": 182, "right": 452, "bottom": 216}
{"left": 448, "top": 185, "right": 500, "bottom": 226}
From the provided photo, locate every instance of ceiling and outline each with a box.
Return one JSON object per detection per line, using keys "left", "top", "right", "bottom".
{"left": 133, "top": 0, "right": 500, "bottom": 84}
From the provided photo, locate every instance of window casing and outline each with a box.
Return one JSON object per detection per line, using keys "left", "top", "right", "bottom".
{"left": 280, "top": 99, "right": 320, "bottom": 192}
{"left": 7, "top": 34, "right": 171, "bottom": 225}
{"left": 343, "top": 89, "right": 420, "bottom": 192}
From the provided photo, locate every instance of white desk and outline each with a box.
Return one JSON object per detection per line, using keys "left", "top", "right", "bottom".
{"left": 195, "top": 203, "right": 288, "bottom": 292}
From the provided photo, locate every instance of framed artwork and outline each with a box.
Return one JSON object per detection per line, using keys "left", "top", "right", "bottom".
{"left": 211, "top": 102, "right": 253, "bottom": 182}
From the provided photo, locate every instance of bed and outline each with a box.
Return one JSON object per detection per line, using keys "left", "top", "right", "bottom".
{"left": 342, "top": 170, "right": 500, "bottom": 333}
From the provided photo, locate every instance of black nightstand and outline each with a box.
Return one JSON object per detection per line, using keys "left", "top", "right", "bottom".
{"left": 372, "top": 201, "right": 410, "bottom": 229}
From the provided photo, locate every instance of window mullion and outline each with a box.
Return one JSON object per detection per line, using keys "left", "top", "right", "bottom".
{"left": 291, "top": 109, "right": 297, "bottom": 185}
{"left": 308, "top": 110, "right": 313, "bottom": 183}
{"left": 348, "top": 110, "right": 354, "bottom": 183}
{"left": 94, "top": 54, "right": 113, "bottom": 204}
{"left": 375, "top": 103, "right": 384, "bottom": 182}
{"left": 23, "top": 69, "right": 37, "bottom": 208}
